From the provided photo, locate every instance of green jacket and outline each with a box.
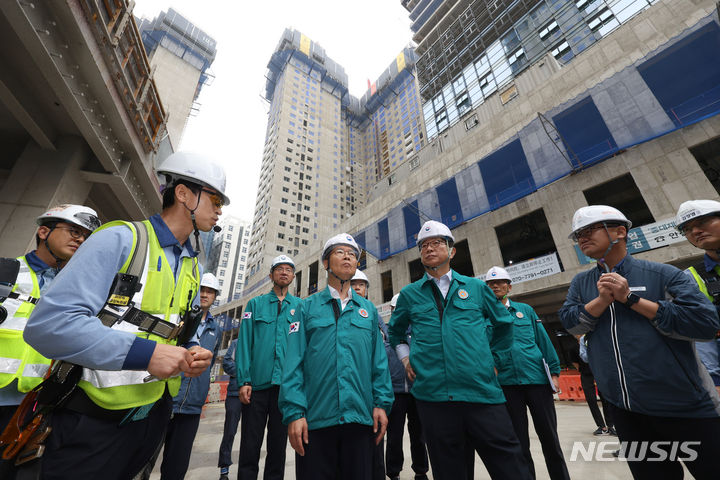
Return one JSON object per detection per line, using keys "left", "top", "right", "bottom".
{"left": 388, "top": 271, "right": 513, "bottom": 404}
{"left": 279, "top": 287, "right": 394, "bottom": 430}
{"left": 490, "top": 300, "right": 560, "bottom": 386}
{"left": 236, "top": 290, "right": 301, "bottom": 390}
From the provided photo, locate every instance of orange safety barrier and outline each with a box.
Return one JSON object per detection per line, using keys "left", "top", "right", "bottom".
{"left": 557, "top": 374, "right": 584, "bottom": 401}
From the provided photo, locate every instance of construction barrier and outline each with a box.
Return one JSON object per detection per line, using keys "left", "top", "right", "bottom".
{"left": 557, "top": 374, "right": 584, "bottom": 401}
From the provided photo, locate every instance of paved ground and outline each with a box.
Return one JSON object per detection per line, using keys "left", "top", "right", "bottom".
{"left": 147, "top": 400, "right": 679, "bottom": 479}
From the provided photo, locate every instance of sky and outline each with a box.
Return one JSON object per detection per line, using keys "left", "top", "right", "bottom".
{"left": 133, "top": 1, "right": 414, "bottom": 221}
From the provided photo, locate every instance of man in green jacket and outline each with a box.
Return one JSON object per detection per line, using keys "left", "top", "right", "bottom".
{"left": 236, "top": 254, "right": 301, "bottom": 480}
{"left": 388, "top": 221, "right": 531, "bottom": 480}
{"left": 485, "top": 266, "right": 569, "bottom": 480}
{"left": 279, "top": 233, "right": 393, "bottom": 480}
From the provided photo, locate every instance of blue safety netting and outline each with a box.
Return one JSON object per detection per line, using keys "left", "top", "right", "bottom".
{"left": 354, "top": 15, "right": 720, "bottom": 261}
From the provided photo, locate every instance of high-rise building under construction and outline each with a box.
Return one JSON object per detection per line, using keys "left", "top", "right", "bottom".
{"left": 243, "top": 29, "right": 425, "bottom": 294}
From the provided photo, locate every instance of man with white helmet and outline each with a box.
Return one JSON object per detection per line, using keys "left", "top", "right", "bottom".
{"left": 280, "top": 233, "right": 393, "bottom": 480}
{"left": 0, "top": 205, "right": 100, "bottom": 437}
{"left": 156, "top": 272, "right": 222, "bottom": 479}
{"left": 236, "top": 255, "right": 300, "bottom": 480}
{"left": 485, "top": 266, "right": 569, "bottom": 480}
{"left": 388, "top": 220, "right": 531, "bottom": 480}
{"left": 675, "top": 200, "right": 720, "bottom": 397}
{"left": 560, "top": 205, "right": 720, "bottom": 479}
{"left": 20, "top": 152, "right": 225, "bottom": 478}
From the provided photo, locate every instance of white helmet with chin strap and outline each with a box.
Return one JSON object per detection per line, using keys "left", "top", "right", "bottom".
{"left": 322, "top": 233, "right": 360, "bottom": 287}
{"left": 390, "top": 293, "right": 400, "bottom": 308}
{"left": 36, "top": 204, "right": 101, "bottom": 232}
{"left": 156, "top": 152, "right": 229, "bottom": 253}
{"left": 200, "top": 273, "right": 221, "bottom": 293}
{"left": 156, "top": 152, "right": 230, "bottom": 205}
{"left": 675, "top": 200, "right": 720, "bottom": 231}
{"left": 271, "top": 255, "right": 295, "bottom": 272}
{"left": 36, "top": 204, "right": 102, "bottom": 264}
{"left": 485, "top": 266, "right": 511, "bottom": 283}
{"left": 568, "top": 205, "right": 631, "bottom": 240}
{"left": 351, "top": 269, "right": 369, "bottom": 284}
{"left": 417, "top": 220, "right": 454, "bottom": 272}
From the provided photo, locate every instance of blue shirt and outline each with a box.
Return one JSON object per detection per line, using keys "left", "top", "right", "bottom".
{"left": 24, "top": 214, "right": 201, "bottom": 372}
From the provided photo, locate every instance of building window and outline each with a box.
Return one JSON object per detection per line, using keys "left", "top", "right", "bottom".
{"left": 408, "top": 258, "right": 424, "bottom": 283}
{"left": 583, "top": 174, "right": 654, "bottom": 228}
{"left": 588, "top": 7, "right": 615, "bottom": 32}
{"left": 551, "top": 40, "right": 571, "bottom": 60}
{"left": 308, "top": 261, "right": 319, "bottom": 295}
{"left": 381, "top": 271, "right": 394, "bottom": 303}
{"left": 495, "top": 209, "right": 558, "bottom": 266}
{"left": 276, "top": 245, "right": 284, "bottom": 252}
{"left": 538, "top": 20, "right": 559, "bottom": 40}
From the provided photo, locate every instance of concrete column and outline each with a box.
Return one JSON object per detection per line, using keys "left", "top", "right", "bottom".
{"left": 0, "top": 136, "right": 93, "bottom": 257}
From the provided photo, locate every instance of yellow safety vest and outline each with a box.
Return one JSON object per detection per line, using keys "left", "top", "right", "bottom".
{"left": 0, "top": 256, "right": 51, "bottom": 392}
{"left": 77, "top": 220, "right": 200, "bottom": 410}
{"left": 688, "top": 265, "right": 718, "bottom": 302}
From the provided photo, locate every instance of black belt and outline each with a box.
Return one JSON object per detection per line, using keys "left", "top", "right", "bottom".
{"left": 99, "top": 305, "right": 182, "bottom": 340}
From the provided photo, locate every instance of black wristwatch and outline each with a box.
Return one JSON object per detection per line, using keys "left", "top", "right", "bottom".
{"left": 624, "top": 292, "right": 640, "bottom": 307}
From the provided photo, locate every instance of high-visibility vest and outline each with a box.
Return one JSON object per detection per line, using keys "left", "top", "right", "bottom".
{"left": 0, "top": 256, "right": 52, "bottom": 392}
{"left": 688, "top": 265, "right": 717, "bottom": 302}
{"left": 78, "top": 220, "right": 200, "bottom": 410}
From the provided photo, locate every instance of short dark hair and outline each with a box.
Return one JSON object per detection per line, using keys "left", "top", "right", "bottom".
{"left": 162, "top": 180, "right": 201, "bottom": 209}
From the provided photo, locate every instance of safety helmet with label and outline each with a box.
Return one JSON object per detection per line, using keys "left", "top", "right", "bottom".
{"left": 351, "top": 269, "right": 369, "bottom": 285}
{"left": 200, "top": 273, "right": 220, "bottom": 292}
{"left": 322, "top": 233, "right": 360, "bottom": 260}
{"left": 271, "top": 255, "right": 295, "bottom": 272}
{"left": 568, "top": 205, "right": 632, "bottom": 240}
{"left": 156, "top": 151, "right": 230, "bottom": 206}
{"left": 485, "top": 266, "right": 511, "bottom": 283}
{"left": 416, "top": 220, "right": 454, "bottom": 247}
{"left": 674, "top": 200, "right": 720, "bottom": 231}
{"left": 36, "top": 204, "right": 101, "bottom": 232}
{"left": 390, "top": 293, "right": 400, "bottom": 308}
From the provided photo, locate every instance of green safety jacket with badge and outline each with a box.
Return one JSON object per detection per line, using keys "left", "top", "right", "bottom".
{"left": 490, "top": 299, "right": 561, "bottom": 386}
{"left": 0, "top": 256, "right": 51, "bottom": 393}
{"left": 77, "top": 220, "right": 200, "bottom": 410}
{"left": 279, "top": 287, "right": 394, "bottom": 430}
{"left": 236, "top": 290, "right": 302, "bottom": 391}
{"left": 388, "top": 271, "right": 514, "bottom": 404}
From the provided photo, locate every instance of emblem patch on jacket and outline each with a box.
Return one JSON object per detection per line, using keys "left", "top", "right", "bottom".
{"left": 289, "top": 321, "right": 299, "bottom": 334}
{"left": 242, "top": 312, "right": 252, "bottom": 320}
{"left": 458, "top": 289, "right": 469, "bottom": 299}
{"left": 359, "top": 309, "right": 369, "bottom": 318}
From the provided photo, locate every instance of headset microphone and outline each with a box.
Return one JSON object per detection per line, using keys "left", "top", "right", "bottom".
{"left": 213, "top": 225, "right": 222, "bottom": 233}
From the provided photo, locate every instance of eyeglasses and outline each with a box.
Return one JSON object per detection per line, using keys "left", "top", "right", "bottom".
{"left": 331, "top": 248, "right": 357, "bottom": 259}
{"left": 572, "top": 224, "right": 606, "bottom": 242}
{"left": 678, "top": 216, "right": 715, "bottom": 235}
{"left": 273, "top": 266, "right": 295, "bottom": 273}
{"left": 54, "top": 226, "right": 90, "bottom": 240}
{"left": 420, "top": 239, "right": 447, "bottom": 251}
{"left": 202, "top": 188, "right": 224, "bottom": 209}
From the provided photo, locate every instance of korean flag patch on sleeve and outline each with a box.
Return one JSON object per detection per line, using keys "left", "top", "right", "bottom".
{"left": 242, "top": 312, "right": 252, "bottom": 320}
{"left": 289, "top": 321, "right": 300, "bottom": 334}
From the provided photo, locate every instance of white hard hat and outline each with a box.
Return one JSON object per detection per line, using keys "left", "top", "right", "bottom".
{"left": 322, "top": 233, "right": 360, "bottom": 260}
{"left": 675, "top": 200, "right": 720, "bottom": 231}
{"left": 36, "top": 204, "right": 101, "bottom": 232}
{"left": 569, "top": 205, "right": 632, "bottom": 240}
{"left": 200, "top": 273, "right": 220, "bottom": 292}
{"left": 271, "top": 255, "right": 295, "bottom": 272}
{"left": 156, "top": 151, "right": 230, "bottom": 206}
{"left": 485, "top": 266, "right": 511, "bottom": 283}
{"left": 416, "top": 220, "right": 454, "bottom": 247}
{"left": 390, "top": 293, "right": 400, "bottom": 307}
{"left": 351, "top": 269, "right": 369, "bottom": 284}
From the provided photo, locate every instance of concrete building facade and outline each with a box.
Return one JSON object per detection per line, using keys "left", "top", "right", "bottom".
{"left": 216, "top": 0, "right": 720, "bottom": 363}
{"left": 137, "top": 8, "right": 216, "bottom": 150}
